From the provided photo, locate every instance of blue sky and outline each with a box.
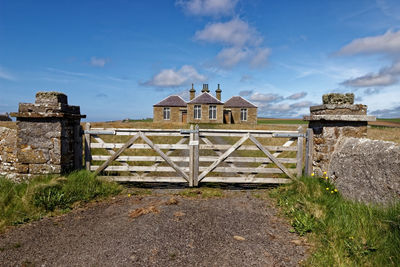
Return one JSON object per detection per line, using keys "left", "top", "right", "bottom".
{"left": 1, "top": 0, "right": 400, "bottom": 121}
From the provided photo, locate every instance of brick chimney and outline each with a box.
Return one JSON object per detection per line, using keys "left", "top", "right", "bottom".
{"left": 189, "top": 83, "right": 196, "bottom": 100}
{"left": 201, "top": 84, "right": 210, "bottom": 93}
{"left": 215, "top": 84, "right": 222, "bottom": 101}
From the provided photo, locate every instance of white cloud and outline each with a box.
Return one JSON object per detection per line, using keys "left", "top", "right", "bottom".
{"left": 0, "top": 67, "right": 15, "bottom": 81}
{"left": 240, "top": 74, "right": 252, "bottom": 82}
{"left": 144, "top": 65, "right": 207, "bottom": 87}
{"left": 194, "top": 18, "right": 262, "bottom": 47}
{"left": 250, "top": 47, "right": 270, "bottom": 68}
{"left": 239, "top": 89, "right": 253, "bottom": 96}
{"left": 194, "top": 18, "right": 269, "bottom": 68}
{"left": 249, "top": 92, "right": 283, "bottom": 102}
{"left": 287, "top": 92, "right": 307, "bottom": 100}
{"left": 371, "top": 105, "right": 400, "bottom": 118}
{"left": 217, "top": 47, "right": 249, "bottom": 68}
{"left": 337, "top": 29, "right": 400, "bottom": 55}
{"left": 341, "top": 60, "right": 400, "bottom": 87}
{"left": 90, "top": 57, "right": 108, "bottom": 67}
{"left": 342, "top": 73, "right": 396, "bottom": 87}
{"left": 176, "top": 0, "right": 238, "bottom": 16}
{"left": 337, "top": 30, "right": 400, "bottom": 87}
{"left": 290, "top": 100, "right": 313, "bottom": 108}
{"left": 377, "top": 0, "right": 400, "bottom": 20}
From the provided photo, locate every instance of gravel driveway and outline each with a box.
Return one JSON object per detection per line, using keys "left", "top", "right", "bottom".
{"left": 0, "top": 189, "right": 308, "bottom": 266}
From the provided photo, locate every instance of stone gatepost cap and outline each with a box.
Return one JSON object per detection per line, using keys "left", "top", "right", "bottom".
{"left": 35, "top": 91, "right": 68, "bottom": 105}
{"left": 322, "top": 93, "right": 354, "bottom": 105}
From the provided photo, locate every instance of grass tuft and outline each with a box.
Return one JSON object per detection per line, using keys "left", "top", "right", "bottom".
{"left": 0, "top": 170, "right": 121, "bottom": 232}
{"left": 270, "top": 176, "right": 400, "bottom": 266}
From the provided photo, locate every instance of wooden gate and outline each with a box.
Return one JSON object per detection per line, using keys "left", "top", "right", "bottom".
{"left": 84, "top": 124, "right": 312, "bottom": 186}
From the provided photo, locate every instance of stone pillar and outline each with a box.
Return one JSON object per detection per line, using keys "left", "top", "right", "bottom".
{"left": 11, "top": 92, "right": 86, "bottom": 178}
{"left": 304, "top": 93, "right": 375, "bottom": 175}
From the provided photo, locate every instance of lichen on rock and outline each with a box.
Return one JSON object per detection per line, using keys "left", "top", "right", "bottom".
{"left": 322, "top": 93, "right": 354, "bottom": 105}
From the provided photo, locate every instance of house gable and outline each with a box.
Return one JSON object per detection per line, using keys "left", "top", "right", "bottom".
{"left": 224, "top": 96, "right": 257, "bottom": 108}
{"left": 188, "top": 92, "right": 223, "bottom": 105}
{"left": 153, "top": 95, "right": 187, "bottom": 107}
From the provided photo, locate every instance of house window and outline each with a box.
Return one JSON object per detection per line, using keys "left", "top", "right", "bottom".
{"left": 240, "top": 108, "right": 247, "bottom": 121}
{"left": 209, "top": 105, "right": 216, "bottom": 120}
{"left": 163, "top": 107, "right": 170, "bottom": 120}
{"left": 194, "top": 105, "right": 201, "bottom": 119}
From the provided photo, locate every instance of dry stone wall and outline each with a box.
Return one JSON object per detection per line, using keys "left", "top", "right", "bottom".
{"left": 0, "top": 127, "right": 18, "bottom": 180}
{"left": 0, "top": 91, "right": 85, "bottom": 181}
{"left": 329, "top": 137, "right": 400, "bottom": 204}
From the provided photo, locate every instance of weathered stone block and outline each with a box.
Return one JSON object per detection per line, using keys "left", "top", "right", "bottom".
{"left": 18, "top": 146, "right": 49, "bottom": 164}
{"left": 322, "top": 93, "right": 354, "bottom": 105}
{"left": 329, "top": 137, "right": 400, "bottom": 204}
{"left": 15, "top": 163, "right": 29, "bottom": 174}
{"left": 29, "top": 164, "right": 61, "bottom": 174}
{"left": 35, "top": 91, "right": 68, "bottom": 105}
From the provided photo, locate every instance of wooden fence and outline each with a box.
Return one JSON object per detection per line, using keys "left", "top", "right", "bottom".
{"left": 84, "top": 124, "right": 313, "bottom": 186}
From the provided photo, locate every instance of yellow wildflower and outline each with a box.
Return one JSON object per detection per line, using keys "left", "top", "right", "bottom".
{"left": 334, "top": 189, "right": 338, "bottom": 192}
{"left": 326, "top": 187, "right": 329, "bottom": 191}
{"left": 323, "top": 171, "right": 327, "bottom": 175}
{"left": 128, "top": 194, "right": 131, "bottom": 197}
{"left": 331, "top": 191, "right": 334, "bottom": 194}
{"left": 311, "top": 172, "right": 315, "bottom": 177}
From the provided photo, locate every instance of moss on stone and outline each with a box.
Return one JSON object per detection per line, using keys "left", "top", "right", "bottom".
{"left": 322, "top": 93, "right": 354, "bottom": 105}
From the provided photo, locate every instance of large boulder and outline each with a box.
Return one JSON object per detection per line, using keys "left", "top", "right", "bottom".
{"left": 328, "top": 137, "right": 400, "bottom": 205}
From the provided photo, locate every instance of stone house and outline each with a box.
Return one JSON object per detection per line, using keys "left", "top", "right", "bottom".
{"left": 153, "top": 84, "right": 258, "bottom": 124}
{"left": 0, "top": 113, "right": 11, "bottom": 121}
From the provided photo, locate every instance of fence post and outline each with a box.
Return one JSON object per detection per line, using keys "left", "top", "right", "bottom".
{"left": 84, "top": 123, "right": 92, "bottom": 171}
{"left": 304, "top": 128, "right": 313, "bottom": 176}
{"left": 189, "top": 125, "right": 194, "bottom": 187}
{"left": 193, "top": 125, "right": 199, "bottom": 186}
{"left": 189, "top": 124, "right": 200, "bottom": 187}
{"left": 296, "top": 127, "right": 304, "bottom": 177}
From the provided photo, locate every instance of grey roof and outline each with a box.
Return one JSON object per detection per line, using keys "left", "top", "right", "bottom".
{"left": 224, "top": 96, "right": 257, "bottom": 108}
{"left": 188, "top": 92, "right": 223, "bottom": 104}
{"left": 153, "top": 95, "right": 187, "bottom": 107}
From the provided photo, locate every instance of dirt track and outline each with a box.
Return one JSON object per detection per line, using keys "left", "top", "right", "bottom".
{"left": 0, "top": 189, "right": 308, "bottom": 266}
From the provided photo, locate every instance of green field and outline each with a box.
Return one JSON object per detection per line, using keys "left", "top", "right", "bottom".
{"left": 257, "top": 118, "right": 308, "bottom": 125}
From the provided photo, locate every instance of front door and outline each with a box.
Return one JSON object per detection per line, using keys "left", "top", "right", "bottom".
{"left": 181, "top": 111, "right": 187, "bottom": 123}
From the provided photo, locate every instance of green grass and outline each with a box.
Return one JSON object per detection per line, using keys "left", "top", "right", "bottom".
{"left": 257, "top": 118, "right": 308, "bottom": 125}
{"left": 177, "top": 187, "right": 224, "bottom": 198}
{"left": 0, "top": 170, "right": 122, "bottom": 232}
{"left": 270, "top": 176, "right": 400, "bottom": 266}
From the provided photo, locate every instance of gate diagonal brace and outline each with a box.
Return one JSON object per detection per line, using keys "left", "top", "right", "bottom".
{"left": 198, "top": 133, "right": 250, "bottom": 182}
{"left": 94, "top": 132, "right": 141, "bottom": 175}
{"left": 248, "top": 134, "right": 294, "bottom": 180}
{"left": 247, "top": 138, "right": 295, "bottom": 179}
{"left": 92, "top": 135, "right": 140, "bottom": 177}
{"left": 200, "top": 136, "right": 248, "bottom": 178}
{"left": 139, "top": 132, "right": 189, "bottom": 182}
{"left": 141, "top": 136, "right": 188, "bottom": 178}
